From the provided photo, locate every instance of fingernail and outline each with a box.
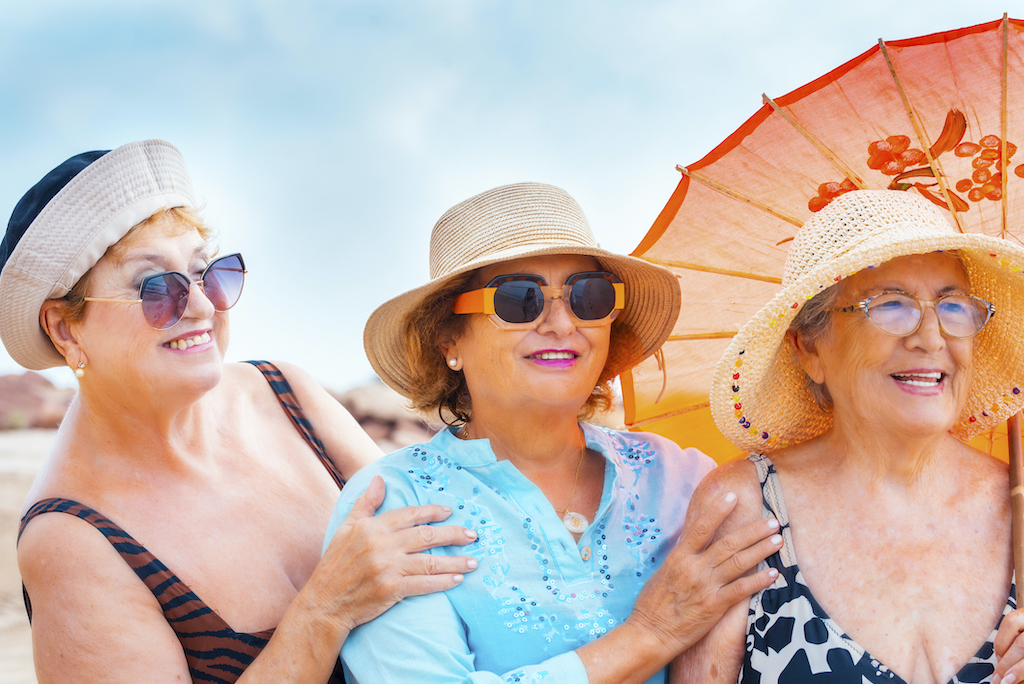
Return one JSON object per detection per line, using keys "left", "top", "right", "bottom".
{"left": 1004, "top": 673, "right": 1016, "bottom": 684}
{"left": 464, "top": 529, "right": 477, "bottom": 540}
{"left": 768, "top": 569, "right": 779, "bottom": 578}
{"left": 467, "top": 559, "right": 478, "bottom": 570}
{"left": 453, "top": 574, "right": 464, "bottom": 584}
{"left": 993, "top": 676, "right": 1000, "bottom": 684}
{"left": 770, "top": 535, "right": 782, "bottom": 545}
{"left": 767, "top": 518, "right": 780, "bottom": 530}
{"left": 441, "top": 505, "right": 451, "bottom": 513}
{"left": 724, "top": 492, "right": 737, "bottom": 503}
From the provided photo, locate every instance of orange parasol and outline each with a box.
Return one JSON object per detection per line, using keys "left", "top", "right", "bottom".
{"left": 621, "top": 15, "right": 1024, "bottom": 595}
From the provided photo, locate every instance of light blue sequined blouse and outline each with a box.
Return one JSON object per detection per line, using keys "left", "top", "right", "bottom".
{"left": 323, "top": 423, "right": 714, "bottom": 684}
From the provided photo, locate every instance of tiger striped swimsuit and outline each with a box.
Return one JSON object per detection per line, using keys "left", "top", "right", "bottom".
{"left": 18, "top": 361, "right": 347, "bottom": 684}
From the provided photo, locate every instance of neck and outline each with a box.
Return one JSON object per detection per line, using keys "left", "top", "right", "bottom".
{"left": 68, "top": 383, "right": 219, "bottom": 473}
{"left": 464, "top": 402, "right": 585, "bottom": 472}
{"left": 820, "top": 412, "right": 951, "bottom": 487}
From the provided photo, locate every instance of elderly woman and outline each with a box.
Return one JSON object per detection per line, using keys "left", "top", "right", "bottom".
{"left": 5, "top": 140, "right": 481, "bottom": 683}
{"left": 674, "top": 189, "right": 1024, "bottom": 684}
{"left": 324, "top": 182, "right": 784, "bottom": 683}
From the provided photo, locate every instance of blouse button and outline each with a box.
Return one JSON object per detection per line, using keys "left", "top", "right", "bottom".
{"left": 581, "top": 546, "right": 592, "bottom": 561}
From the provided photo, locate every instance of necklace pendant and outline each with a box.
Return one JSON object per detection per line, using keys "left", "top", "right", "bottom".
{"left": 562, "top": 511, "right": 589, "bottom": 534}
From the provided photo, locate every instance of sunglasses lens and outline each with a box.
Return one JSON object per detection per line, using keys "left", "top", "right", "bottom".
{"left": 140, "top": 272, "right": 191, "bottom": 329}
{"left": 568, "top": 276, "right": 617, "bottom": 321}
{"left": 493, "top": 280, "right": 545, "bottom": 324}
{"left": 202, "top": 254, "right": 246, "bottom": 312}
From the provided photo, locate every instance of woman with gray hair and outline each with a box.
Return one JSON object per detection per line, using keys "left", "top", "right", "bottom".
{"left": 675, "top": 189, "right": 1024, "bottom": 684}
{"left": 4, "top": 140, "right": 479, "bottom": 683}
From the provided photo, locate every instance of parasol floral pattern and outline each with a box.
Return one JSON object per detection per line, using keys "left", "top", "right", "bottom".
{"left": 809, "top": 109, "right": 1022, "bottom": 213}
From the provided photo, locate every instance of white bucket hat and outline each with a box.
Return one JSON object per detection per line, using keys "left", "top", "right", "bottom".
{"left": 364, "top": 181, "right": 682, "bottom": 397}
{"left": 0, "top": 139, "right": 195, "bottom": 370}
{"left": 710, "top": 189, "right": 1024, "bottom": 453}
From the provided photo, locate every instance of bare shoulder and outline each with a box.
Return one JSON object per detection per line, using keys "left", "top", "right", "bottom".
{"left": 19, "top": 512, "right": 189, "bottom": 681}
{"left": 687, "top": 457, "right": 763, "bottom": 537}
{"left": 246, "top": 360, "right": 383, "bottom": 477}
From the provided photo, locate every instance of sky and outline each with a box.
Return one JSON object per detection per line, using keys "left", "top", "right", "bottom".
{"left": 0, "top": 0, "right": 1011, "bottom": 392}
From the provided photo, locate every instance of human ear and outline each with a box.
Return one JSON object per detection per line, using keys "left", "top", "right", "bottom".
{"left": 788, "top": 329, "right": 826, "bottom": 385}
{"left": 440, "top": 336, "right": 462, "bottom": 371}
{"left": 39, "top": 299, "right": 82, "bottom": 365}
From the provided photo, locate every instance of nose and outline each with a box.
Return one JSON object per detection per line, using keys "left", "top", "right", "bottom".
{"left": 904, "top": 304, "right": 945, "bottom": 352}
{"left": 536, "top": 294, "right": 576, "bottom": 337}
{"left": 181, "top": 280, "right": 216, "bottom": 321}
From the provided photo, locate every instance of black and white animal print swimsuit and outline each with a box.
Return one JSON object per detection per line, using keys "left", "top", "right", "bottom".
{"left": 742, "top": 453, "right": 1016, "bottom": 684}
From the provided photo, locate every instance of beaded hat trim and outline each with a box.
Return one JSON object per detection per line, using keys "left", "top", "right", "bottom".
{"left": 710, "top": 189, "right": 1024, "bottom": 452}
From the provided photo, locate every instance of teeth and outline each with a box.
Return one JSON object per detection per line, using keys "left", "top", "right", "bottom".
{"left": 535, "top": 351, "right": 574, "bottom": 360}
{"left": 892, "top": 371, "right": 942, "bottom": 387}
{"left": 168, "top": 332, "right": 211, "bottom": 350}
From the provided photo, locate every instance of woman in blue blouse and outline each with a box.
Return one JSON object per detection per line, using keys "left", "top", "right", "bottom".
{"left": 326, "top": 182, "right": 783, "bottom": 683}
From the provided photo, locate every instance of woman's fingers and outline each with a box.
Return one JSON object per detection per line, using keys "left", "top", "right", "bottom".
{"left": 376, "top": 499, "right": 471, "bottom": 531}
{"left": 678, "top": 492, "right": 740, "bottom": 554}
{"left": 717, "top": 567, "right": 779, "bottom": 608}
{"left": 395, "top": 522, "right": 479, "bottom": 551}
{"left": 994, "top": 609, "right": 1024, "bottom": 684}
{"left": 345, "top": 475, "right": 387, "bottom": 520}
{"left": 995, "top": 609, "right": 1024, "bottom": 656}
{"left": 710, "top": 524, "right": 782, "bottom": 581}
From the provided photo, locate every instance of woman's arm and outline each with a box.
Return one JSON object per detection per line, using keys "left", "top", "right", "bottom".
{"left": 19, "top": 514, "right": 194, "bottom": 682}
{"left": 336, "top": 480, "right": 780, "bottom": 684}
{"left": 266, "top": 360, "right": 385, "bottom": 478}
{"left": 669, "top": 459, "right": 766, "bottom": 684}
{"left": 19, "top": 477, "right": 478, "bottom": 683}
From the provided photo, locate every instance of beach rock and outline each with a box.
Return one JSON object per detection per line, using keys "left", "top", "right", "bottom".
{"left": 333, "top": 382, "right": 438, "bottom": 450}
{"left": 0, "top": 372, "right": 75, "bottom": 430}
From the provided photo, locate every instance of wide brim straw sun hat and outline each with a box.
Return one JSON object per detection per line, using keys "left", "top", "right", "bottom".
{"left": 0, "top": 139, "right": 195, "bottom": 370}
{"left": 364, "top": 181, "right": 682, "bottom": 397}
{"left": 710, "top": 189, "right": 1024, "bottom": 454}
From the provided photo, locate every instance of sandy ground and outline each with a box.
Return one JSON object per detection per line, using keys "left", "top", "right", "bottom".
{"left": 0, "top": 429, "right": 52, "bottom": 684}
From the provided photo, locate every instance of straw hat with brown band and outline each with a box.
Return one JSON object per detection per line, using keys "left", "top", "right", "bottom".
{"left": 710, "top": 189, "right": 1024, "bottom": 455}
{"left": 364, "top": 181, "right": 682, "bottom": 397}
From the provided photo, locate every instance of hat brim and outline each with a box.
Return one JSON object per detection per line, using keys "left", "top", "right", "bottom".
{"left": 364, "top": 244, "right": 682, "bottom": 397}
{"left": 0, "top": 140, "right": 195, "bottom": 370}
{"left": 711, "top": 232, "right": 1024, "bottom": 453}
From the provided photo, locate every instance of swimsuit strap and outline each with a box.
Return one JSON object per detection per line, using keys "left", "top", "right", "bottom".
{"left": 18, "top": 497, "right": 272, "bottom": 683}
{"left": 17, "top": 361, "right": 348, "bottom": 683}
{"left": 244, "top": 360, "right": 345, "bottom": 488}
{"left": 748, "top": 453, "right": 796, "bottom": 568}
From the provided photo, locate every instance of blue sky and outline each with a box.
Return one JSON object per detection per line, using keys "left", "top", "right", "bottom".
{"left": 0, "top": 0, "right": 1007, "bottom": 391}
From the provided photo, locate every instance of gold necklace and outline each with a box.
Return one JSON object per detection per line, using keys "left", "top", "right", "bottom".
{"left": 558, "top": 446, "right": 590, "bottom": 534}
{"left": 459, "top": 423, "right": 590, "bottom": 534}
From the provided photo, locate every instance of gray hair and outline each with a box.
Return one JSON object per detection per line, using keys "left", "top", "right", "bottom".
{"left": 788, "top": 284, "right": 840, "bottom": 411}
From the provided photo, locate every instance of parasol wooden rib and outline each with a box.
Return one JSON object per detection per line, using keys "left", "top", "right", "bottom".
{"left": 879, "top": 39, "right": 966, "bottom": 234}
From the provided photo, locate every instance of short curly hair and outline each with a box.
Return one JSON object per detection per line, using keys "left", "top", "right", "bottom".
{"left": 401, "top": 267, "right": 640, "bottom": 426}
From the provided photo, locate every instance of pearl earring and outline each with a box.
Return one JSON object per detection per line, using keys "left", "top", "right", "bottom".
{"left": 448, "top": 358, "right": 458, "bottom": 368}
{"left": 74, "top": 361, "right": 85, "bottom": 378}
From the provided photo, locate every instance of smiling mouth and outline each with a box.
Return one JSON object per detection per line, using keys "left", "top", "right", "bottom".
{"left": 165, "top": 332, "right": 211, "bottom": 350}
{"left": 891, "top": 371, "right": 944, "bottom": 387}
{"left": 527, "top": 351, "right": 578, "bottom": 360}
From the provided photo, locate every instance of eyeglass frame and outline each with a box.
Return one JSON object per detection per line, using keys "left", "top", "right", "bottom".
{"left": 453, "top": 271, "right": 625, "bottom": 329}
{"left": 829, "top": 290, "right": 995, "bottom": 339}
{"left": 81, "top": 252, "right": 247, "bottom": 329}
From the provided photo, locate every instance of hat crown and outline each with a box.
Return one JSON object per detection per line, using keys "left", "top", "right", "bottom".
{"left": 428, "top": 182, "right": 599, "bottom": 279}
{"left": 782, "top": 189, "right": 957, "bottom": 286}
